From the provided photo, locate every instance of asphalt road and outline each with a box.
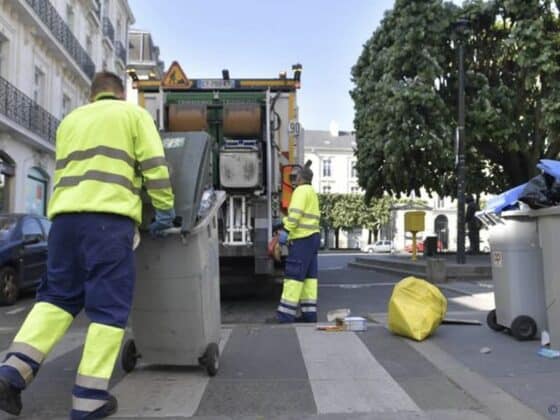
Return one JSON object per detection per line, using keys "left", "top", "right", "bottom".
{"left": 0, "top": 253, "right": 555, "bottom": 419}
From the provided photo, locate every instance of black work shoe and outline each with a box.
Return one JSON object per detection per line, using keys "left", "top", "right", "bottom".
{"left": 0, "top": 377, "right": 22, "bottom": 416}
{"left": 294, "top": 317, "right": 316, "bottom": 323}
{"left": 84, "top": 395, "right": 118, "bottom": 419}
{"left": 265, "top": 317, "right": 291, "bottom": 324}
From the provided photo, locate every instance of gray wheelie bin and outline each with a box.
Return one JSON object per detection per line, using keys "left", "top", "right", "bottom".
{"left": 482, "top": 210, "right": 547, "bottom": 340}
{"left": 532, "top": 206, "right": 560, "bottom": 349}
{"left": 122, "top": 132, "right": 225, "bottom": 376}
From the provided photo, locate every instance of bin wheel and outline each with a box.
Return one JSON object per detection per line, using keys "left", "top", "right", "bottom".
{"left": 121, "top": 339, "right": 140, "bottom": 373}
{"left": 200, "top": 343, "right": 219, "bottom": 377}
{"left": 510, "top": 315, "right": 537, "bottom": 341}
{"left": 486, "top": 309, "right": 505, "bottom": 332}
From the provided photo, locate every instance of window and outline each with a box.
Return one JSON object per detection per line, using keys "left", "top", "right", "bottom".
{"left": 22, "top": 217, "right": 43, "bottom": 238}
{"left": 322, "top": 185, "right": 332, "bottom": 193}
{"left": 33, "top": 66, "right": 45, "bottom": 106}
{"left": 66, "top": 5, "right": 75, "bottom": 33}
{"left": 351, "top": 162, "right": 357, "bottom": 178}
{"left": 25, "top": 167, "right": 48, "bottom": 216}
{"left": 86, "top": 35, "right": 93, "bottom": 57}
{"left": 437, "top": 195, "right": 445, "bottom": 209}
{"left": 0, "top": 32, "right": 8, "bottom": 78}
{"left": 322, "top": 159, "right": 332, "bottom": 177}
{"left": 62, "top": 94, "right": 71, "bottom": 118}
{"left": 350, "top": 186, "right": 360, "bottom": 194}
{"left": 116, "top": 17, "right": 122, "bottom": 42}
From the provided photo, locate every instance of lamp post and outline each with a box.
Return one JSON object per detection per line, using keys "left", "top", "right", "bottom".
{"left": 455, "top": 18, "right": 469, "bottom": 265}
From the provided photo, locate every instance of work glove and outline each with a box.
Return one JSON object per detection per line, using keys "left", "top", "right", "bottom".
{"left": 149, "top": 208, "right": 176, "bottom": 237}
{"left": 278, "top": 229, "right": 288, "bottom": 245}
{"left": 272, "top": 219, "right": 285, "bottom": 232}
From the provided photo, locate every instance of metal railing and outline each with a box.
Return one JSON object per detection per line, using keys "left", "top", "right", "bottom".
{"left": 25, "top": 0, "right": 95, "bottom": 80}
{"left": 116, "top": 41, "right": 127, "bottom": 64}
{"left": 103, "top": 17, "right": 115, "bottom": 44}
{"left": 0, "top": 76, "right": 60, "bottom": 145}
{"left": 92, "top": 0, "right": 101, "bottom": 21}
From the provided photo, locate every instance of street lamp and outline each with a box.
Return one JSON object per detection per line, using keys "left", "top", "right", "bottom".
{"left": 454, "top": 18, "right": 469, "bottom": 264}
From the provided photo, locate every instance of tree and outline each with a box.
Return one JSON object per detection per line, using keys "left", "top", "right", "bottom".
{"left": 351, "top": 0, "right": 560, "bottom": 200}
{"left": 332, "top": 194, "right": 365, "bottom": 248}
{"left": 318, "top": 193, "right": 341, "bottom": 249}
{"left": 361, "top": 196, "right": 394, "bottom": 243}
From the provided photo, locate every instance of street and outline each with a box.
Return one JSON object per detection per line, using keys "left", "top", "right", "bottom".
{"left": 0, "top": 253, "right": 556, "bottom": 420}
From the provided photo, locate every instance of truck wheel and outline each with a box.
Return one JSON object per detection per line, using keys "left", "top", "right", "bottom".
{"left": 200, "top": 343, "right": 219, "bottom": 377}
{"left": 486, "top": 309, "right": 504, "bottom": 332}
{"left": 0, "top": 267, "right": 19, "bottom": 306}
{"left": 511, "top": 315, "right": 537, "bottom": 341}
{"left": 121, "top": 339, "right": 139, "bottom": 373}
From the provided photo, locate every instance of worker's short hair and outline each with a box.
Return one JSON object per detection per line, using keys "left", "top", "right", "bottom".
{"left": 90, "top": 71, "right": 124, "bottom": 99}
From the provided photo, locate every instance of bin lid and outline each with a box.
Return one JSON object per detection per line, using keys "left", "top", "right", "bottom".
{"left": 160, "top": 131, "right": 213, "bottom": 233}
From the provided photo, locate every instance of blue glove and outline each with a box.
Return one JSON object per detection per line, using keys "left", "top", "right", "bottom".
{"left": 272, "top": 219, "right": 284, "bottom": 232}
{"left": 149, "top": 208, "right": 176, "bottom": 237}
{"left": 278, "top": 229, "right": 288, "bottom": 245}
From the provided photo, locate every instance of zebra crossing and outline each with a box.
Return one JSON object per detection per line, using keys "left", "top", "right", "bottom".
{"left": 0, "top": 322, "right": 508, "bottom": 420}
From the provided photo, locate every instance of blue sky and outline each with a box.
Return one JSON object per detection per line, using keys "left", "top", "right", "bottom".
{"left": 128, "top": 0, "right": 396, "bottom": 132}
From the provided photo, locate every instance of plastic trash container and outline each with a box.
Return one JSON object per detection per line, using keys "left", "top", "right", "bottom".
{"left": 532, "top": 206, "right": 560, "bottom": 349}
{"left": 424, "top": 236, "right": 438, "bottom": 257}
{"left": 485, "top": 210, "right": 547, "bottom": 340}
{"left": 122, "top": 191, "right": 226, "bottom": 376}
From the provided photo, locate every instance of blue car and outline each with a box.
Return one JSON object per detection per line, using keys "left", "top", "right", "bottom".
{"left": 0, "top": 213, "right": 51, "bottom": 305}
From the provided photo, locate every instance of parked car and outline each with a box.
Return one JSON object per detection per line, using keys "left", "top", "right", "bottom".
{"left": 0, "top": 213, "right": 51, "bottom": 305}
{"left": 363, "top": 240, "right": 393, "bottom": 253}
{"left": 405, "top": 239, "right": 443, "bottom": 254}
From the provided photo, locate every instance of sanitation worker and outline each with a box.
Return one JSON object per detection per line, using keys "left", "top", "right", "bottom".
{"left": 271, "top": 160, "right": 321, "bottom": 323}
{"left": 0, "top": 71, "right": 175, "bottom": 419}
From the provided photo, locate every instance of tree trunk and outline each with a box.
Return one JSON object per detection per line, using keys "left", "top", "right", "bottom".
{"left": 335, "top": 228, "right": 340, "bottom": 249}
{"left": 374, "top": 228, "right": 379, "bottom": 241}
{"left": 368, "top": 230, "right": 373, "bottom": 244}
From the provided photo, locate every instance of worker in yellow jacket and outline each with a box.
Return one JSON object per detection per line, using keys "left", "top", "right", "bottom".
{"left": 0, "top": 72, "right": 175, "bottom": 419}
{"left": 272, "top": 160, "right": 321, "bottom": 323}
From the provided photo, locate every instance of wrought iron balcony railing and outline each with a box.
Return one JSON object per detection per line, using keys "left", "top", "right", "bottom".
{"left": 92, "top": 0, "right": 101, "bottom": 21}
{"left": 116, "top": 41, "right": 127, "bottom": 64}
{"left": 0, "top": 76, "right": 60, "bottom": 145}
{"left": 25, "top": 0, "right": 95, "bottom": 80}
{"left": 103, "top": 17, "right": 115, "bottom": 45}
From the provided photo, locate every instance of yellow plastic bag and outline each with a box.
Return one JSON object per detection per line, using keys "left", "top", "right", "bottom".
{"left": 388, "top": 276, "right": 447, "bottom": 341}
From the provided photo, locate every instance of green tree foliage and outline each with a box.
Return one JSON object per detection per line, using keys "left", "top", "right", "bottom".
{"left": 351, "top": 0, "right": 560, "bottom": 200}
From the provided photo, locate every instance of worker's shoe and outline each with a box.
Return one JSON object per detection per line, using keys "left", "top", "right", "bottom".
{"left": 294, "top": 316, "right": 315, "bottom": 323}
{"left": 82, "top": 395, "right": 118, "bottom": 419}
{"left": 0, "top": 377, "right": 22, "bottom": 416}
{"left": 265, "top": 317, "right": 291, "bottom": 324}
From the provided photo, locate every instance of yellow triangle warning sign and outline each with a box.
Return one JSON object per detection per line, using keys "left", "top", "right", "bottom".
{"left": 162, "top": 61, "right": 192, "bottom": 89}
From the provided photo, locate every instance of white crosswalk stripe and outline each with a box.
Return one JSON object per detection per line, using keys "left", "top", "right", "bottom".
{"left": 295, "top": 326, "right": 422, "bottom": 415}
{"left": 111, "top": 328, "right": 232, "bottom": 418}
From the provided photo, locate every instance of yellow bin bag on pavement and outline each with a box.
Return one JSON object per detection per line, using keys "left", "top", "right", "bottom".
{"left": 388, "top": 276, "right": 447, "bottom": 341}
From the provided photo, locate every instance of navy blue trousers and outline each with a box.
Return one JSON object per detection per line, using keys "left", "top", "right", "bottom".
{"left": 37, "top": 213, "right": 135, "bottom": 327}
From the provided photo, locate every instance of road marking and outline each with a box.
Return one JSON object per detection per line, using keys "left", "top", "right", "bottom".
{"left": 111, "top": 328, "right": 232, "bottom": 418}
{"left": 0, "top": 330, "right": 85, "bottom": 364}
{"left": 320, "top": 282, "right": 397, "bottom": 288}
{"left": 5, "top": 306, "right": 28, "bottom": 315}
{"left": 319, "top": 266, "right": 345, "bottom": 271}
{"left": 449, "top": 292, "right": 495, "bottom": 311}
{"left": 407, "top": 338, "right": 544, "bottom": 420}
{"left": 295, "top": 326, "right": 421, "bottom": 414}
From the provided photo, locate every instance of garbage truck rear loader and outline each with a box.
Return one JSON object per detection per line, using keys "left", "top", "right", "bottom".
{"left": 131, "top": 62, "right": 304, "bottom": 289}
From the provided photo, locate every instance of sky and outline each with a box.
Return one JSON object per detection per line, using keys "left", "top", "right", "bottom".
{"left": 128, "top": 0, "right": 397, "bottom": 132}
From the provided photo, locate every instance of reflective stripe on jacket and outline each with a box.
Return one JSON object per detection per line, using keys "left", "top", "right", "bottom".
{"left": 283, "top": 184, "right": 320, "bottom": 240}
{"left": 48, "top": 95, "right": 174, "bottom": 224}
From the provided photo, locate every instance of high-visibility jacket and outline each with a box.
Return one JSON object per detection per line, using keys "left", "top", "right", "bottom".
{"left": 283, "top": 184, "right": 320, "bottom": 240}
{"left": 48, "top": 93, "right": 174, "bottom": 224}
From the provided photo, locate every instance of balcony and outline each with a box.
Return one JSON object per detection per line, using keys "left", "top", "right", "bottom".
{"left": 88, "top": 0, "right": 101, "bottom": 25}
{"left": 24, "top": 0, "right": 95, "bottom": 80}
{"left": 103, "top": 17, "right": 115, "bottom": 46}
{"left": 116, "top": 41, "right": 127, "bottom": 65}
{"left": 0, "top": 76, "right": 60, "bottom": 146}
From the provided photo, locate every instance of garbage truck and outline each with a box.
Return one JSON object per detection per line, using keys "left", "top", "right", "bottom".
{"left": 130, "top": 62, "right": 305, "bottom": 289}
